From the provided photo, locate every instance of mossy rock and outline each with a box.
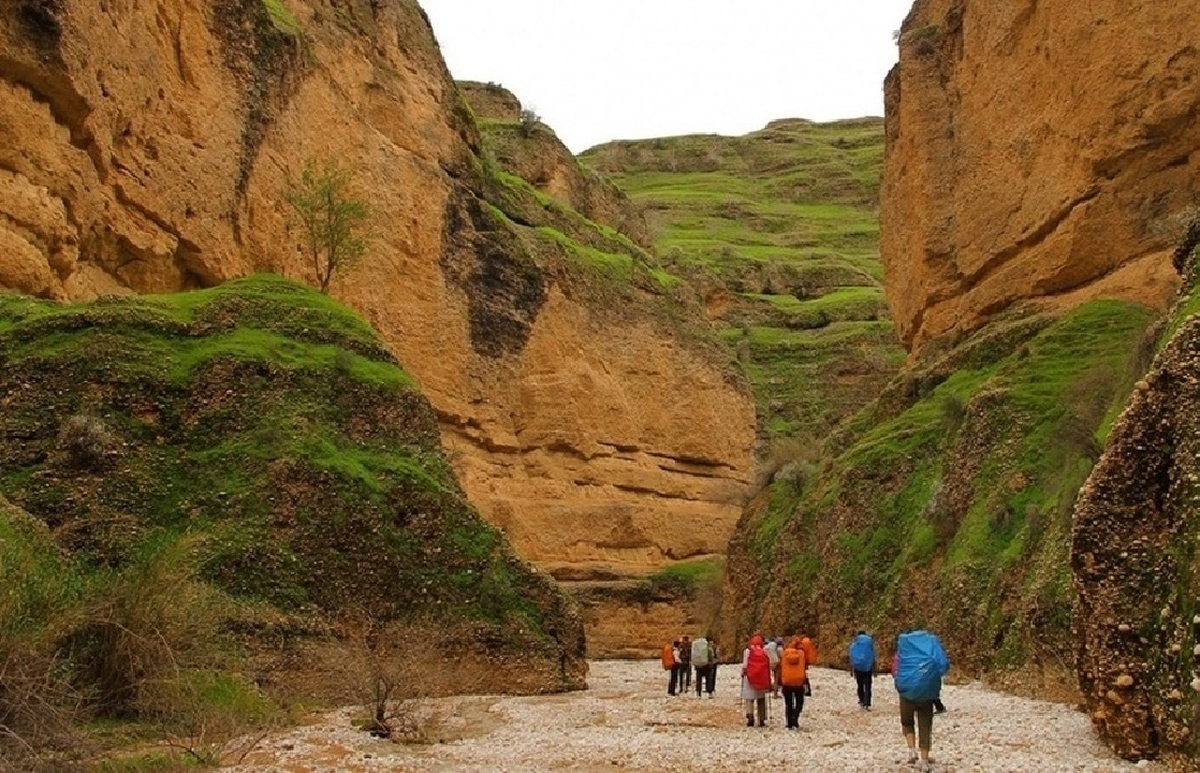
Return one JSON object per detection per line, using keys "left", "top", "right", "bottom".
{"left": 0, "top": 276, "right": 586, "bottom": 732}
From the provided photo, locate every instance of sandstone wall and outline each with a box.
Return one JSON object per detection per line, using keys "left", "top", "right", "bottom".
{"left": 881, "top": 0, "right": 1196, "bottom": 354}
{"left": 0, "top": 0, "right": 755, "bottom": 635}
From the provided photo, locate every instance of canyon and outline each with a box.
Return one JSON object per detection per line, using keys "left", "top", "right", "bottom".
{"left": 2, "top": 0, "right": 1200, "bottom": 768}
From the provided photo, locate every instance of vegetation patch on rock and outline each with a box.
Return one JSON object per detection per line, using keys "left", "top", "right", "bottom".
{"left": 0, "top": 275, "right": 585, "bottom": 768}
{"left": 724, "top": 299, "right": 1156, "bottom": 693}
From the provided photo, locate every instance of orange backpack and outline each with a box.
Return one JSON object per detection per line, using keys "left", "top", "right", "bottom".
{"left": 780, "top": 646, "right": 807, "bottom": 687}
{"left": 661, "top": 643, "right": 676, "bottom": 670}
{"left": 801, "top": 637, "right": 818, "bottom": 666}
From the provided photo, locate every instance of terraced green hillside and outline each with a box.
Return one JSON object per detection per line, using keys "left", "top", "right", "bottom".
{"left": 582, "top": 118, "right": 904, "bottom": 450}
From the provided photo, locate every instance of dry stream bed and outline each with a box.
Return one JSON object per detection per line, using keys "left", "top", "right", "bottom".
{"left": 228, "top": 660, "right": 1161, "bottom": 772}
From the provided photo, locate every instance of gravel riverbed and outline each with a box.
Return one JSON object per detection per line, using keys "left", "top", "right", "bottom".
{"left": 229, "top": 660, "right": 1161, "bottom": 772}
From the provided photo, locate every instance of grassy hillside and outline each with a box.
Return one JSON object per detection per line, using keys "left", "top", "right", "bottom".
{"left": 581, "top": 119, "right": 904, "bottom": 451}
{"left": 459, "top": 92, "right": 731, "bottom": 374}
{"left": 723, "top": 299, "right": 1158, "bottom": 688}
{"left": 0, "top": 276, "right": 584, "bottom": 768}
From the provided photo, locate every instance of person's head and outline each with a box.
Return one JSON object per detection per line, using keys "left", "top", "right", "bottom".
{"left": 788, "top": 636, "right": 803, "bottom": 650}
{"left": 749, "top": 634, "right": 764, "bottom": 647}
{"left": 856, "top": 630, "right": 866, "bottom": 636}
{"left": 682, "top": 635, "right": 690, "bottom": 642}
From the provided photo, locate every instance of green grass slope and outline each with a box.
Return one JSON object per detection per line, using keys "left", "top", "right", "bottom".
{"left": 723, "top": 300, "right": 1158, "bottom": 690}
{"left": 0, "top": 276, "right": 584, "bottom": 767}
{"left": 581, "top": 119, "right": 904, "bottom": 450}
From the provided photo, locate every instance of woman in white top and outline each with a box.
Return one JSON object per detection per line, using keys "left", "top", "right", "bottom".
{"left": 741, "top": 634, "right": 771, "bottom": 726}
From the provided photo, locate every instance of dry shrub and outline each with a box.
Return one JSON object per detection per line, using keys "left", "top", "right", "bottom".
{"left": 0, "top": 502, "right": 86, "bottom": 766}
{"left": 517, "top": 108, "right": 540, "bottom": 138}
{"left": 337, "top": 610, "right": 429, "bottom": 741}
{"left": 758, "top": 436, "right": 824, "bottom": 492}
{"left": 67, "top": 536, "right": 222, "bottom": 718}
{"left": 55, "top": 414, "right": 119, "bottom": 471}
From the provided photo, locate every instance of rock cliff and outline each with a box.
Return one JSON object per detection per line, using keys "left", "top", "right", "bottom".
{"left": 458, "top": 81, "right": 653, "bottom": 252}
{"left": 0, "top": 0, "right": 756, "bottom": 652}
{"left": 1072, "top": 254, "right": 1200, "bottom": 767}
{"left": 881, "top": 0, "right": 1196, "bottom": 355}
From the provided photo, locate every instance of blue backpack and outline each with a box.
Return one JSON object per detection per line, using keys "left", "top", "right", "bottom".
{"left": 893, "top": 630, "right": 949, "bottom": 702}
{"left": 849, "top": 634, "right": 876, "bottom": 671}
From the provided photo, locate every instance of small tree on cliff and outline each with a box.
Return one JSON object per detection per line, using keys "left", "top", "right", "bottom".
{"left": 284, "top": 157, "right": 371, "bottom": 293}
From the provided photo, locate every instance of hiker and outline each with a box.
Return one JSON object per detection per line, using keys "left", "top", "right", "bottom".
{"left": 679, "top": 635, "right": 692, "bottom": 693}
{"left": 892, "top": 630, "right": 950, "bottom": 771}
{"left": 662, "top": 640, "right": 680, "bottom": 695}
{"left": 764, "top": 636, "right": 782, "bottom": 697}
{"left": 779, "top": 636, "right": 808, "bottom": 729}
{"left": 741, "top": 634, "right": 772, "bottom": 727}
{"left": 799, "top": 634, "right": 818, "bottom": 697}
{"left": 691, "top": 635, "right": 711, "bottom": 697}
{"left": 705, "top": 638, "right": 719, "bottom": 695}
{"left": 849, "top": 630, "right": 876, "bottom": 710}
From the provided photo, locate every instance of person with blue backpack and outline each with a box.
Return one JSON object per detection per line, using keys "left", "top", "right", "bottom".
{"left": 891, "top": 629, "right": 950, "bottom": 771}
{"left": 848, "top": 630, "right": 876, "bottom": 710}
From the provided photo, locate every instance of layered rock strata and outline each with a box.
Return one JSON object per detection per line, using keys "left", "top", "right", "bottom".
{"left": 881, "top": 0, "right": 1195, "bottom": 355}
{"left": 0, "top": 0, "right": 756, "bottom": 654}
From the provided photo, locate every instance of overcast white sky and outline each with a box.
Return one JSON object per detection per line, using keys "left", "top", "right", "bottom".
{"left": 420, "top": 1, "right": 914, "bottom": 153}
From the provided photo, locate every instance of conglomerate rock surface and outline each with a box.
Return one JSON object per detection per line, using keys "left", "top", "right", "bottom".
{"left": 1072, "top": 291, "right": 1200, "bottom": 767}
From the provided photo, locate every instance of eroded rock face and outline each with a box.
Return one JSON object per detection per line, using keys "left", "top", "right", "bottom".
{"left": 881, "top": 0, "right": 1195, "bottom": 354}
{"left": 0, "top": 0, "right": 756, "bottom": 651}
{"left": 1072, "top": 303, "right": 1200, "bottom": 765}
{"left": 458, "top": 80, "right": 654, "bottom": 251}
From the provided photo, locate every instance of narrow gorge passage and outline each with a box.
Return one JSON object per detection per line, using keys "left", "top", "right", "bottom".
{"left": 231, "top": 661, "right": 1157, "bottom": 772}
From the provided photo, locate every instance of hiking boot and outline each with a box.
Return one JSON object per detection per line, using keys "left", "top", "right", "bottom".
{"left": 746, "top": 715, "right": 755, "bottom": 727}
{"left": 906, "top": 750, "right": 919, "bottom": 764}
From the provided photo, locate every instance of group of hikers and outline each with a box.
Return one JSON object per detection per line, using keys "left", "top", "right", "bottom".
{"left": 659, "top": 629, "right": 950, "bottom": 771}
{"left": 660, "top": 634, "right": 720, "bottom": 697}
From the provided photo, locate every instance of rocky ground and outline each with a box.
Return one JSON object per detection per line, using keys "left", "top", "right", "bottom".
{"left": 227, "top": 660, "right": 1162, "bottom": 772}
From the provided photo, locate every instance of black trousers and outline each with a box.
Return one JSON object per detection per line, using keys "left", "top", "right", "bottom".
{"left": 854, "top": 669, "right": 873, "bottom": 707}
{"left": 782, "top": 685, "right": 806, "bottom": 727}
{"left": 706, "top": 663, "right": 718, "bottom": 694}
{"left": 668, "top": 664, "right": 681, "bottom": 694}
{"left": 694, "top": 665, "right": 711, "bottom": 694}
